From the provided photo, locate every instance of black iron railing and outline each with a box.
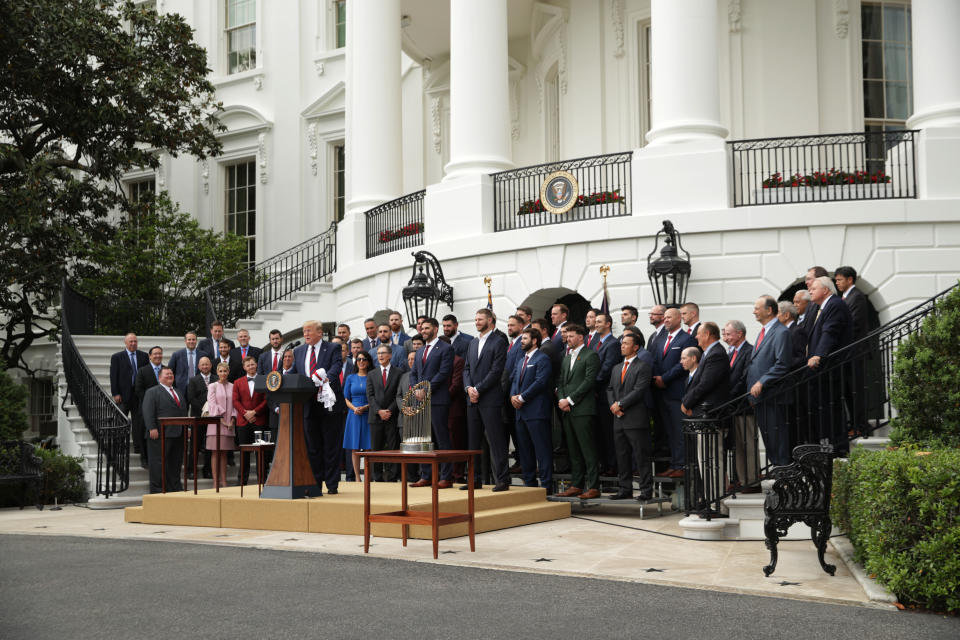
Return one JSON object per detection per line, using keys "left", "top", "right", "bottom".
{"left": 684, "top": 281, "right": 958, "bottom": 519}
{"left": 365, "top": 190, "right": 426, "bottom": 259}
{"left": 728, "top": 130, "right": 917, "bottom": 207}
{"left": 65, "top": 296, "right": 205, "bottom": 336}
{"left": 492, "top": 152, "right": 632, "bottom": 232}
{"left": 205, "top": 222, "right": 337, "bottom": 329}
{"left": 61, "top": 281, "right": 130, "bottom": 498}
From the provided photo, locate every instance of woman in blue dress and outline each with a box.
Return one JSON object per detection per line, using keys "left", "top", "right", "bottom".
{"left": 343, "top": 353, "right": 372, "bottom": 481}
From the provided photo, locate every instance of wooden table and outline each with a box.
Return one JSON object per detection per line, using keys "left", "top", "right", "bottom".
{"left": 156, "top": 416, "right": 222, "bottom": 494}
{"left": 238, "top": 442, "right": 276, "bottom": 497}
{"left": 358, "top": 450, "right": 480, "bottom": 559}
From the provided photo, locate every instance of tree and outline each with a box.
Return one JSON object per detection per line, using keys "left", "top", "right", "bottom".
{"left": 0, "top": 0, "right": 223, "bottom": 372}
{"left": 0, "top": 361, "right": 29, "bottom": 440}
{"left": 77, "top": 194, "right": 249, "bottom": 335}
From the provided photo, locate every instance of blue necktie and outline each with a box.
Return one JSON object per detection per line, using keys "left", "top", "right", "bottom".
{"left": 154, "top": 366, "right": 160, "bottom": 380}
{"left": 129, "top": 352, "right": 137, "bottom": 384}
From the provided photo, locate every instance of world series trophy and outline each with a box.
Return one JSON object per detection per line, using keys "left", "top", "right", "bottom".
{"left": 400, "top": 380, "right": 433, "bottom": 453}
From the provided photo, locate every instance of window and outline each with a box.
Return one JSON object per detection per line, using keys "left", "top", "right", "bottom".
{"left": 862, "top": 1, "right": 912, "bottom": 128}
{"left": 226, "top": 0, "right": 256, "bottom": 74}
{"left": 639, "top": 22, "right": 652, "bottom": 144}
{"left": 225, "top": 160, "right": 257, "bottom": 267}
{"left": 128, "top": 177, "right": 156, "bottom": 203}
{"left": 334, "top": 0, "right": 346, "bottom": 49}
{"left": 29, "top": 378, "right": 56, "bottom": 437}
{"left": 333, "top": 143, "right": 345, "bottom": 222}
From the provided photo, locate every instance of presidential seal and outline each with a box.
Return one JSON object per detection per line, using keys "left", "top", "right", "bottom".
{"left": 539, "top": 170, "right": 579, "bottom": 214}
{"left": 265, "top": 370, "right": 282, "bottom": 392}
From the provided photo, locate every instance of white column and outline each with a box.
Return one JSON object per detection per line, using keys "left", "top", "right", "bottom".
{"left": 346, "top": 0, "right": 402, "bottom": 214}
{"left": 645, "top": 0, "right": 727, "bottom": 145}
{"left": 340, "top": 0, "right": 402, "bottom": 267}
{"left": 443, "top": 0, "right": 513, "bottom": 179}
{"left": 906, "top": 0, "right": 960, "bottom": 129}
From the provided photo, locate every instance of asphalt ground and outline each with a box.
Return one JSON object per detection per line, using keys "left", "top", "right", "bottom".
{"left": 1, "top": 535, "right": 956, "bottom": 640}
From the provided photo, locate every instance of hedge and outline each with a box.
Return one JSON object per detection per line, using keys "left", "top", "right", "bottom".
{"left": 832, "top": 448, "right": 960, "bottom": 613}
{"left": 0, "top": 444, "right": 87, "bottom": 507}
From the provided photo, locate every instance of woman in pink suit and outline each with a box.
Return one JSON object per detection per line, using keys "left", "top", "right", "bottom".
{"left": 206, "top": 362, "right": 236, "bottom": 489}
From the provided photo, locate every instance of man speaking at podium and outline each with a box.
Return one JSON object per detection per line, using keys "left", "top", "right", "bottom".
{"left": 292, "top": 320, "right": 343, "bottom": 495}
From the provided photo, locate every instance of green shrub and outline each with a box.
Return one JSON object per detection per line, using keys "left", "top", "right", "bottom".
{"left": 831, "top": 448, "right": 960, "bottom": 612}
{"left": 889, "top": 283, "right": 960, "bottom": 449}
{"left": 0, "top": 445, "right": 87, "bottom": 507}
{"left": 0, "top": 363, "right": 29, "bottom": 441}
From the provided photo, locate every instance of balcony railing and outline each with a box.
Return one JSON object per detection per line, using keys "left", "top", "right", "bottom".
{"left": 728, "top": 130, "right": 917, "bottom": 207}
{"left": 205, "top": 222, "right": 337, "bottom": 329}
{"left": 365, "top": 190, "right": 426, "bottom": 259}
{"left": 492, "top": 152, "right": 632, "bottom": 232}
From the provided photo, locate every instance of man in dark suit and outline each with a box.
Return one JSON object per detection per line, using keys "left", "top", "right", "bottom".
{"left": 361, "top": 318, "right": 378, "bottom": 353}
{"left": 591, "top": 312, "right": 622, "bottom": 476}
{"left": 109, "top": 333, "right": 149, "bottom": 456}
{"left": 548, "top": 303, "right": 569, "bottom": 352}
{"left": 555, "top": 324, "right": 602, "bottom": 499}
{"left": 500, "top": 315, "right": 525, "bottom": 471}
{"left": 620, "top": 305, "right": 639, "bottom": 338}
{"left": 723, "top": 320, "right": 757, "bottom": 488}
{"left": 645, "top": 305, "right": 666, "bottom": 352}
{"left": 408, "top": 317, "right": 455, "bottom": 487}
{"left": 258, "top": 329, "right": 285, "bottom": 375}
{"left": 167, "top": 331, "right": 200, "bottom": 400}
{"left": 291, "top": 319, "right": 343, "bottom": 495}
{"left": 778, "top": 302, "right": 806, "bottom": 369}
{"left": 134, "top": 346, "right": 165, "bottom": 467}
{"left": 141, "top": 366, "right": 188, "bottom": 493}
{"left": 197, "top": 320, "right": 235, "bottom": 362}
{"left": 652, "top": 307, "right": 697, "bottom": 477}
{"left": 367, "top": 344, "right": 402, "bottom": 481}
{"left": 442, "top": 314, "right": 474, "bottom": 359}
{"left": 682, "top": 323, "right": 731, "bottom": 416}
{"left": 463, "top": 308, "right": 508, "bottom": 491}
{"left": 606, "top": 332, "right": 654, "bottom": 500}
{"left": 510, "top": 327, "right": 554, "bottom": 489}
{"left": 680, "top": 302, "right": 702, "bottom": 340}
{"left": 387, "top": 311, "right": 411, "bottom": 349}
{"left": 746, "top": 295, "right": 794, "bottom": 467}
{"left": 835, "top": 265, "right": 869, "bottom": 434}
{"left": 186, "top": 356, "right": 214, "bottom": 479}
{"left": 797, "top": 266, "right": 830, "bottom": 338}
{"left": 369, "top": 323, "right": 410, "bottom": 372}
{"left": 231, "top": 329, "right": 262, "bottom": 367}
{"left": 443, "top": 336, "right": 467, "bottom": 481}
{"left": 806, "top": 276, "right": 854, "bottom": 454}
{"left": 214, "top": 339, "right": 242, "bottom": 382}
{"left": 233, "top": 356, "right": 267, "bottom": 485}
{"left": 583, "top": 308, "right": 598, "bottom": 348}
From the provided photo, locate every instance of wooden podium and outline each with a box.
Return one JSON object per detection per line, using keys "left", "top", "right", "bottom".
{"left": 254, "top": 374, "right": 321, "bottom": 499}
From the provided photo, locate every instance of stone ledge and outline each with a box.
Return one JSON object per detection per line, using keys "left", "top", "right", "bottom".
{"left": 830, "top": 536, "right": 899, "bottom": 609}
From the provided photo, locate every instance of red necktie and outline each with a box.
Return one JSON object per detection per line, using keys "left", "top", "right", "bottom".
{"left": 272, "top": 352, "right": 278, "bottom": 371}
{"left": 169, "top": 388, "right": 180, "bottom": 407}
{"left": 422, "top": 344, "right": 430, "bottom": 364}
{"left": 242, "top": 347, "right": 247, "bottom": 359}
{"left": 309, "top": 345, "right": 317, "bottom": 372}
{"left": 755, "top": 327, "right": 766, "bottom": 351}
{"left": 585, "top": 334, "right": 592, "bottom": 348}
{"left": 519, "top": 355, "right": 530, "bottom": 384}
{"left": 382, "top": 368, "right": 387, "bottom": 387}
{"left": 662, "top": 334, "right": 674, "bottom": 356}
{"left": 729, "top": 348, "right": 738, "bottom": 366}
{"left": 687, "top": 327, "right": 692, "bottom": 335}
{"left": 620, "top": 359, "right": 630, "bottom": 383}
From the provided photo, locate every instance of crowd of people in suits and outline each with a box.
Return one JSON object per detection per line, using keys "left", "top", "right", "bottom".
{"left": 109, "top": 263, "right": 868, "bottom": 498}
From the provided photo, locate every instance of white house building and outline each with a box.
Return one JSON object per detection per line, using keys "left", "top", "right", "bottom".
{"left": 14, "top": 1, "right": 960, "bottom": 502}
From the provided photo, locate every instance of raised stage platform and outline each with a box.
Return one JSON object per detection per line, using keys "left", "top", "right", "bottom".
{"left": 124, "top": 483, "right": 570, "bottom": 540}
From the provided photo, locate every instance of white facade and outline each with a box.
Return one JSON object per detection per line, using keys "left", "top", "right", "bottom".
{"left": 94, "top": 0, "right": 960, "bottom": 346}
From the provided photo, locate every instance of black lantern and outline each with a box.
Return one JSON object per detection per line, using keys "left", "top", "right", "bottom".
{"left": 401, "top": 251, "right": 454, "bottom": 328}
{"left": 646, "top": 220, "right": 691, "bottom": 306}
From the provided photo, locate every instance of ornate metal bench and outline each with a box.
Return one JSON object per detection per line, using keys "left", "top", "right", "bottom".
{"left": 762, "top": 444, "right": 835, "bottom": 576}
{"left": 0, "top": 441, "right": 44, "bottom": 510}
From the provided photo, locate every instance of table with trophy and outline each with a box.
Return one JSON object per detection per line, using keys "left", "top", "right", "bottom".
{"left": 359, "top": 380, "right": 481, "bottom": 559}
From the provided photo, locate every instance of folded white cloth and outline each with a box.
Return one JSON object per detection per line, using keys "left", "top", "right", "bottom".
{"left": 311, "top": 369, "right": 336, "bottom": 410}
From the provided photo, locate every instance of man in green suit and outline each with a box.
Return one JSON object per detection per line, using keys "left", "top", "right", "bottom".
{"left": 555, "top": 324, "right": 602, "bottom": 499}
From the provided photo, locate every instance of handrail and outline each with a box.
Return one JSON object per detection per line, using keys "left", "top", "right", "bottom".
{"left": 204, "top": 221, "right": 337, "bottom": 329}
{"left": 365, "top": 190, "right": 426, "bottom": 259}
{"left": 683, "top": 281, "right": 959, "bottom": 518}
{"left": 60, "top": 280, "right": 130, "bottom": 498}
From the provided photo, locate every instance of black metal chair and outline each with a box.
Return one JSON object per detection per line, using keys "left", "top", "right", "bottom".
{"left": 762, "top": 444, "right": 835, "bottom": 577}
{"left": 0, "top": 441, "right": 44, "bottom": 510}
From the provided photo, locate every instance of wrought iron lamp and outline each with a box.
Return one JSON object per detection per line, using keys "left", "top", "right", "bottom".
{"left": 401, "top": 251, "right": 454, "bottom": 328}
{"left": 646, "top": 220, "right": 691, "bottom": 306}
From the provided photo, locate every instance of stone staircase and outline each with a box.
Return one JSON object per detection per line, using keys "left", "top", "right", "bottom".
{"left": 233, "top": 282, "right": 336, "bottom": 345}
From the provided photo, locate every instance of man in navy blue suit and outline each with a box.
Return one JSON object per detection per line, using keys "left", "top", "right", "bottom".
{"left": 442, "top": 314, "right": 474, "bottom": 359}
{"left": 167, "top": 331, "right": 200, "bottom": 400}
{"left": 548, "top": 303, "right": 569, "bottom": 352}
{"left": 745, "top": 296, "right": 794, "bottom": 467}
{"left": 291, "top": 319, "right": 343, "bottom": 495}
{"left": 591, "top": 312, "right": 622, "bottom": 475}
{"left": 197, "top": 320, "right": 234, "bottom": 362}
{"left": 408, "top": 317, "right": 455, "bottom": 487}
{"left": 109, "top": 333, "right": 150, "bottom": 455}
{"left": 652, "top": 307, "right": 697, "bottom": 477}
{"left": 463, "top": 308, "right": 508, "bottom": 490}
{"left": 500, "top": 315, "right": 525, "bottom": 468}
{"left": 510, "top": 327, "right": 554, "bottom": 489}
{"left": 806, "top": 276, "right": 853, "bottom": 454}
